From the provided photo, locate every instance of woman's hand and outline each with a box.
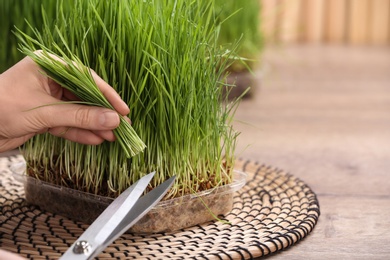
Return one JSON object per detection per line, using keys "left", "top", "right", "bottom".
{"left": 0, "top": 249, "right": 26, "bottom": 260}
{"left": 0, "top": 55, "right": 130, "bottom": 152}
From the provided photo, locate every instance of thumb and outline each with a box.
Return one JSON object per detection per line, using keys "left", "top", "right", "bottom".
{"left": 33, "top": 103, "right": 121, "bottom": 131}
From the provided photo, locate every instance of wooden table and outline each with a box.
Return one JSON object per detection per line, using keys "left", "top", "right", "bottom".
{"left": 233, "top": 45, "right": 390, "bottom": 259}
{"left": 1, "top": 45, "right": 389, "bottom": 259}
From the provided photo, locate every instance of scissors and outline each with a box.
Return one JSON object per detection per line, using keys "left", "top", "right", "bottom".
{"left": 60, "top": 172, "right": 175, "bottom": 260}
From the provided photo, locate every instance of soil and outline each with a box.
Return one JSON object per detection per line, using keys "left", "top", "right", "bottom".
{"left": 24, "top": 179, "right": 111, "bottom": 224}
{"left": 24, "top": 175, "right": 235, "bottom": 233}
{"left": 129, "top": 191, "right": 233, "bottom": 233}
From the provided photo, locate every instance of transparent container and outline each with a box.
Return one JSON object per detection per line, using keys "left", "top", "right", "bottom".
{"left": 11, "top": 162, "right": 246, "bottom": 233}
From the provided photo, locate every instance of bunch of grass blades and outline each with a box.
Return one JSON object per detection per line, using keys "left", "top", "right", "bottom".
{"left": 17, "top": 0, "right": 241, "bottom": 200}
{"left": 20, "top": 47, "right": 146, "bottom": 159}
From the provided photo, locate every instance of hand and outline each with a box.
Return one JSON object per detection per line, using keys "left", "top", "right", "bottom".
{"left": 0, "top": 249, "right": 26, "bottom": 260}
{"left": 0, "top": 55, "right": 130, "bottom": 153}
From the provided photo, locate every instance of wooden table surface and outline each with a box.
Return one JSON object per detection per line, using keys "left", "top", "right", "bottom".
{"left": 233, "top": 45, "right": 390, "bottom": 259}
{"left": 1, "top": 45, "right": 389, "bottom": 259}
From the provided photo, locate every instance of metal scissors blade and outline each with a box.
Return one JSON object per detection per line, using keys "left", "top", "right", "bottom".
{"left": 60, "top": 172, "right": 175, "bottom": 260}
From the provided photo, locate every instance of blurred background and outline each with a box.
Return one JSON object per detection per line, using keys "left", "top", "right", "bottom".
{"left": 236, "top": 0, "right": 390, "bottom": 160}
{"left": 262, "top": 0, "right": 390, "bottom": 45}
{"left": 234, "top": 1, "right": 390, "bottom": 258}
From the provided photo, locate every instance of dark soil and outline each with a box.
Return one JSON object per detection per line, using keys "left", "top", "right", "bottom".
{"left": 24, "top": 178, "right": 234, "bottom": 233}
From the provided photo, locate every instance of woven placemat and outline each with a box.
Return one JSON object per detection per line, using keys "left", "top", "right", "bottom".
{"left": 0, "top": 155, "right": 320, "bottom": 259}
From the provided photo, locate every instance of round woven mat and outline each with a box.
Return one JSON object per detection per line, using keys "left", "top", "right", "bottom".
{"left": 0, "top": 155, "right": 320, "bottom": 259}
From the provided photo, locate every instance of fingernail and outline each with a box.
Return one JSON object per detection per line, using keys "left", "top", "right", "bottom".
{"left": 99, "top": 111, "right": 119, "bottom": 128}
{"left": 124, "top": 116, "right": 132, "bottom": 125}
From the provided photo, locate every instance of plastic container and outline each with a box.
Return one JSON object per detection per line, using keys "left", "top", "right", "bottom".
{"left": 11, "top": 162, "right": 246, "bottom": 233}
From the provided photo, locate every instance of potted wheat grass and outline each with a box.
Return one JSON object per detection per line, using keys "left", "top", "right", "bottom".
{"left": 215, "top": 0, "right": 263, "bottom": 99}
{"left": 12, "top": 0, "right": 246, "bottom": 233}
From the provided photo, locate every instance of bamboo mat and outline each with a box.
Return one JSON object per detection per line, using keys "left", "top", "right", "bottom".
{"left": 0, "top": 155, "right": 320, "bottom": 259}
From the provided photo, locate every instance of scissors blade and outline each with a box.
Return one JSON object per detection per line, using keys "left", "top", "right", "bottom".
{"left": 105, "top": 175, "right": 176, "bottom": 245}
{"left": 60, "top": 171, "right": 155, "bottom": 260}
